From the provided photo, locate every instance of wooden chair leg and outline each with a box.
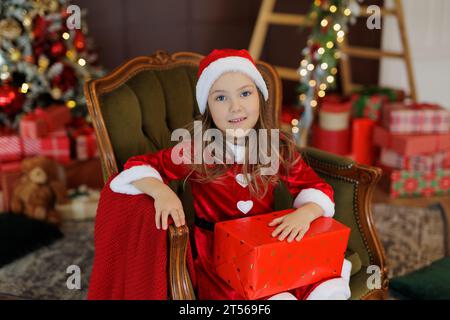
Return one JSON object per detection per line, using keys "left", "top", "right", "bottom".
{"left": 168, "top": 224, "right": 196, "bottom": 300}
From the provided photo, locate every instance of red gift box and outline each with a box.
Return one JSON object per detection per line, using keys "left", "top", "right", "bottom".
{"left": 382, "top": 102, "right": 450, "bottom": 134}
{"left": 319, "top": 95, "right": 352, "bottom": 131}
{"left": 0, "top": 161, "right": 21, "bottom": 173}
{"left": 312, "top": 125, "right": 350, "bottom": 156}
{"left": 351, "top": 87, "right": 405, "bottom": 121}
{"left": 22, "top": 137, "right": 42, "bottom": 157}
{"left": 0, "top": 134, "right": 23, "bottom": 162}
{"left": 19, "top": 114, "right": 49, "bottom": 138}
{"left": 19, "top": 105, "right": 72, "bottom": 139}
{"left": 445, "top": 151, "right": 450, "bottom": 168}
{"left": 41, "top": 130, "right": 71, "bottom": 164}
{"left": 441, "top": 134, "right": 450, "bottom": 150}
{"left": 373, "top": 126, "right": 450, "bottom": 156}
{"left": 351, "top": 118, "right": 376, "bottom": 166}
{"left": 0, "top": 160, "right": 22, "bottom": 193}
{"left": 378, "top": 163, "right": 450, "bottom": 198}
{"left": 380, "top": 148, "right": 450, "bottom": 172}
{"left": 74, "top": 127, "right": 98, "bottom": 160}
{"left": 214, "top": 209, "right": 350, "bottom": 300}
{"left": 351, "top": 93, "right": 387, "bottom": 121}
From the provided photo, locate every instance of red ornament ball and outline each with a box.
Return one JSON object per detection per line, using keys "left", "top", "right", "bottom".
{"left": 0, "top": 84, "right": 25, "bottom": 115}
{"left": 32, "top": 16, "right": 48, "bottom": 40}
{"left": 50, "top": 41, "right": 66, "bottom": 58}
{"left": 74, "top": 30, "right": 86, "bottom": 52}
{"left": 51, "top": 64, "right": 77, "bottom": 93}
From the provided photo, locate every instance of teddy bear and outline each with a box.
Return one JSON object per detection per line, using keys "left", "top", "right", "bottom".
{"left": 11, "top": 156, "right": 68, "bottom": 225}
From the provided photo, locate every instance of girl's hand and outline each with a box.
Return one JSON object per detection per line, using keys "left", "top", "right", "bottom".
{"left": 153, "top": 185, "right": 186, "bottom": 230}
{"left": 268, "top": 203, "right": 324, "bottom": 242}
{"left": 132, "top": 177, "right": 186, "bottom": 230}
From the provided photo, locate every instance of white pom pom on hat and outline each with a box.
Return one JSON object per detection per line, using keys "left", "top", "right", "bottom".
{"left": 195, "top": 48, "right": 269, "bottom": 114}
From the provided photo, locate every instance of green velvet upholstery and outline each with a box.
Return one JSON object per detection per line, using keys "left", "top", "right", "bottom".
{"left": 95, "top": 61, "right": 378, "bottom": 300}
{"left": 349, "top": 267, "right": 377, "bottom": 299}
{"left": 300, "top": 148, "right": 370, "bottom": 268}
{"left": 298, "top": 148, "right": 374, "bottom": 299}
{"left": 99, "top": 65, "right": 200, "bottom": 169}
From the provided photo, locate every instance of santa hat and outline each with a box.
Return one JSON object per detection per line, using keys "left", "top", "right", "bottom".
{"left": 196, "top": 49, "right": 269, "bottom": 114}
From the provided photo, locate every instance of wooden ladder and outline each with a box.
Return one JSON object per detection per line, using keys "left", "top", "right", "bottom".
{"left": 340, "top": 0, "right": 417, "bottom": 101}
{"left": 249, "top": 0, "right": 312, "bottom": 81}
{"left": 248, "top": 0, "right": 417, "bottom": 101}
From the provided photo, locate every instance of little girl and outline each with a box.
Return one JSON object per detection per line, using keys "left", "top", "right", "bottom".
{"left": 109, "top": 49, "right": 351, "bottom": 300}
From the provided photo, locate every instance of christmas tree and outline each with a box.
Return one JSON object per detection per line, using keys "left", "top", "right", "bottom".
{"left": 291, "top": 0, "right": 360, "bottom": 146}
{"left": 0, "top": 0, "right": 104, "bottom": 128}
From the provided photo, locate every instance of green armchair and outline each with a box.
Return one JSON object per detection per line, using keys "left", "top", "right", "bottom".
{"left": 84, "top": 50, "right": 388, "bottom": 300}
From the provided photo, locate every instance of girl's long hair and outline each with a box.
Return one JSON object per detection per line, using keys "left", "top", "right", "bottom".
{"left": 184, "top": 89, "right": 298, "bottom": 197}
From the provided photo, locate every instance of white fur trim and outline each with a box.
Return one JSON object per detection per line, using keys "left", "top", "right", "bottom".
{"left": 267, "top": 292, "right": 298, "bottom": 300}
{"left": 196, "top": 56, "right": 269, "bottom": 114}
{"left": 341, "top": 259, "right": 352, "bottom": 283}
{"left": 293, "top": 188, "right": 335, "bottom": 217}
{"left": 305, "top": 277, "right": 351, "bottom": 300}
{"left": 110, "top": 165, "right": 163, "bottom": 195}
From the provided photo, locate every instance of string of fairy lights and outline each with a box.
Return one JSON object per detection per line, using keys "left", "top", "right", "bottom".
{"left": 292, "top": 0, "right": 361, "bottom": 141}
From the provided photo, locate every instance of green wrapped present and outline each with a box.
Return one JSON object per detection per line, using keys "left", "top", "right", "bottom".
{"left": 351, "top": 86, "right": 405, "bottom": 121}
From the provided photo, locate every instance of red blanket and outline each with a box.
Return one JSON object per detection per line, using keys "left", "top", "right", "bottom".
{"left": 88, "top": 175, "right": 197, "bottom": 300}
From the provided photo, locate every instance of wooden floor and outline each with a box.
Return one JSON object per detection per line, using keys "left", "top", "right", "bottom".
{"left": 373, "top": 185, "right": 450, "bottom": 250}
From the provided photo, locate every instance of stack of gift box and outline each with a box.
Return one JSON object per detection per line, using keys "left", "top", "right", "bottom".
{"left": 0, "top": 105, "right": 99, "bottom": 211}
{"left": 312, "top": 95, "right": 352, "bottom": 157}
{"left": 311, "top": 87, "right": 404, "bottom": 163}
{"left": 374, "top": 102, "right": 450, "bottom": 198}
{"left": 308, "top": 87, "right": 450, "bottom": 198}
{"left": 347, "top": 87, "right": 406, "bottom": 166}
{"left": 0, "top": 105, "right": 99, "bottom": 165}
{"left": 19, "top": 105, "right": 73, "bottom": 164}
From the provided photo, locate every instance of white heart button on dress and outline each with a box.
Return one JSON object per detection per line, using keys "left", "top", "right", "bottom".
{"left": 237, "top": 200, "right": 253, "bottom": 214}
{"left": 235, "top": 173, "right": 251, "bottom": 188}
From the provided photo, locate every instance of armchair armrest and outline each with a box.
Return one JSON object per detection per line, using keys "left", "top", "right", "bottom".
{"left": 168, "top": 224, "right": 196, "bottom": 300}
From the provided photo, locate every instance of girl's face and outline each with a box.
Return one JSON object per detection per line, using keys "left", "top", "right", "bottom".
{"left": 207, "top": 72, "right": 260, "bottom": 137}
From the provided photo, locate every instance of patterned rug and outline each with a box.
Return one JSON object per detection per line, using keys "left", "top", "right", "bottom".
{"left": 0, "top": 220, "right": 94, "bottom": 300}
{"left": 0, "top": 203, "right": 447, "bottom": 300}
{"left": 372, "top": 203, "right": 448, "bottom": 279}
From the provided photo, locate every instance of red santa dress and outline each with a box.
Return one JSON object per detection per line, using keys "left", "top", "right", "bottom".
{"left": 106, "top": 142, "right": 352, "bottom": 300}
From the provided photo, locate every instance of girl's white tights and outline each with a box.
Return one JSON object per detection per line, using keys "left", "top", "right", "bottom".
{"left": 267, "top": 292, "right": 298, "bottom": 300}
{"left": 267, "top": 259, "right": 352, "bottom": 301}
